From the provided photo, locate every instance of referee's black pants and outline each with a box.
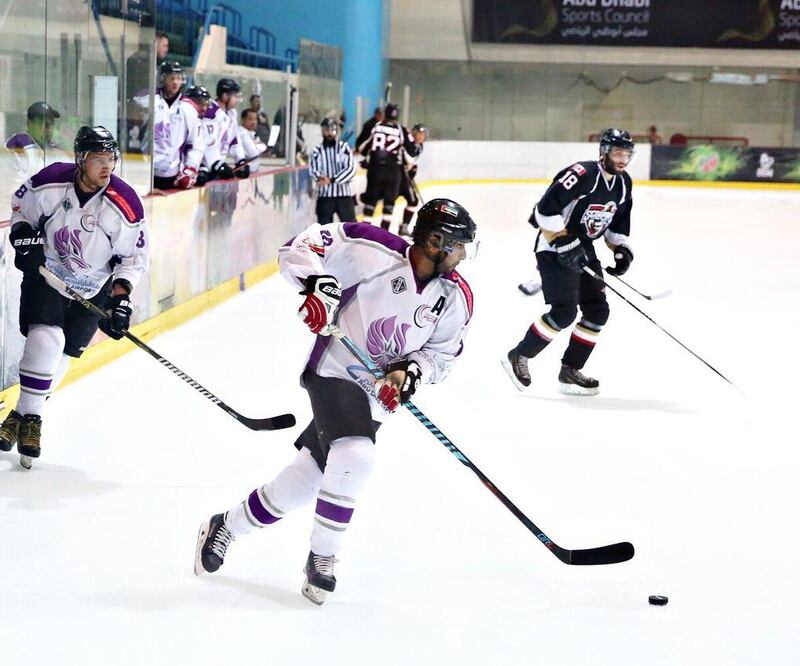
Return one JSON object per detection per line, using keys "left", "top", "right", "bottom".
{"left": 316, "top": 196, "right": 356, "bottom": 225}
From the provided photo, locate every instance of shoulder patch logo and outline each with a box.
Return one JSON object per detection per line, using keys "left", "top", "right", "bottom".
{"left": 571, "top": 163, "right": 587, "bottom": 176}
{"left": 62, "top": 198, "right": 72, "bottom": 212}
{"left": 391, "top": 276, "right": 407, "bottom": 294}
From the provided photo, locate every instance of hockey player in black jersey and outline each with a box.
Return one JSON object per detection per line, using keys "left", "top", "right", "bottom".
{"left": 357, "top": 103, "right": 416, "bottom": 230}
{"left": 503, "top": 128, "right": 636, "bottom": 395}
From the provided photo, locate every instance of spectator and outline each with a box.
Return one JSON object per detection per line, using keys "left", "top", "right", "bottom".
{"left": 5, "top": 102, "right": 65, "bottom": 185}
{"left": 272, "top": 104, "right": 305, "bottom": 162}
{"left": 646, "top": 125, "right": 662, "bottom": 145}
{"left": 355, "top": 106, "right": 383, "bottom": 151}
{"left": 156, "top": 32, "right": 170, "bottom": 63}
{"left": 238, "top": 108, "right": 266, "bottom": 174}
{"left": 152, "top": 62, "right": 206, "bottom": 190}
{"left": 249, "top": 94, "right": 271, "bottom": 145}
{"left": 309, "top": 117, "right": 357, "bottom": 224}
{"left": 198, "top": 78, "right": 248, "bottom": 184}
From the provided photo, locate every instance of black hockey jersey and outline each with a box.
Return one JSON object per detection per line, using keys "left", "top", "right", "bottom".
{"left": 357, "top": 121, "right": 416, "bottom": 167}
{"left": 533, "top": 160, "right": 632, "bottom": 255}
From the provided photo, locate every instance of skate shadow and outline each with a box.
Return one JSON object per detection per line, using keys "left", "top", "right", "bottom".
{"left": 0, "top": 457, "right": 121, "bottom": 509}
{"left": 526, "top": 394, "right": 693, "bottom": 414}
{"left": 90, "top": 575, "right": 307, "bottom": 612}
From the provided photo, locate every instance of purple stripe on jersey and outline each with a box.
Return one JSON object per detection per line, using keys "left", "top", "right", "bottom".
{"left": 247, "top": 489, "right": 281, "bottom": 525}
{"left": 19, "top": 373, "right": 52, "bottom": 391}
{"left": 5, "top": 133, "right": 36, "bottom": 150}
{"left": 315, "top": 498, "right": 354, "bottom": 524}
{"left": 342, "top": 223, "right": 409, "bottom": 256}
{"left": 31, "top": 162, "right": 76, "bottom": 188}
{"left": 204, "top": 102, "right": 221, "bottom": 119}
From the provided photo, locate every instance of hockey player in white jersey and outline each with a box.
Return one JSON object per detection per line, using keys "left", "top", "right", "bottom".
{"left": 197, "top": 78, "right": 247, "bottom": 185}
{"left": 237, "top": 108, "right": 266, "bottom": 174}
{"left": 0, "top": 127, "right": 149, "bottom": 468}
{"left": 194, "top": 198, "right": 477, "bottom": 605}
{"left": 152, "top": 62, "right": 206, "bottom": 190}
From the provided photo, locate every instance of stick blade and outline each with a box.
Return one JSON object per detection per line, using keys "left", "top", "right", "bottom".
{"left": 241, "top": 413, "right": 296, "bottom": 431}
{"left": 566, "top": 541, "right": 635, "bottom": 565}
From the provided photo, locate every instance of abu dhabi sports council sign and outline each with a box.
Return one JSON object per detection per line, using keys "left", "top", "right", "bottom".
{"left": 473, "top": 0, "right": 800, "bottom": 48}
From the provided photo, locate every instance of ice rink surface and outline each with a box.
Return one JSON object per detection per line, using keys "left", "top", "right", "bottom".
{"left": 2, "top": 182, "right": 800, "bottom": 665}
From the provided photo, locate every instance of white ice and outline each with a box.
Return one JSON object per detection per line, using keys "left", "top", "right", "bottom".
{"left": 2, "top": 183, "right": 800, "bottom": 665}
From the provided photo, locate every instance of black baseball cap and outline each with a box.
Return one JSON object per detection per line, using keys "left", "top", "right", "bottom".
{"left": 27, "top": 102, "right": 61, "bottom": 120}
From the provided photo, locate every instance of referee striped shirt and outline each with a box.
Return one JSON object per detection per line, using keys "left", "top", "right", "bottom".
{"left": 309, "top": 140, "right": 356, "bottom": 197}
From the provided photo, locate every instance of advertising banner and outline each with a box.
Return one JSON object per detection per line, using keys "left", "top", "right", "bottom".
{"left": 473, "top": 0, "right": 800, "bottom": 49}
{"left": 650, "top": 145, "right": 800, "bottom": 183}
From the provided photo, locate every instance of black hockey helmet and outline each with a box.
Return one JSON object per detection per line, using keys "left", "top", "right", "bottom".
{"left": 216, "top": 78, "right": 241, "bottom": 97}
{"left": 599, "top": 128, "right": 635, "bottom": 154}
{"left": 412, "top": 198, "right": 476, "bottom": 248}
{"left": 159, "top": 61, "right": 183, "bottom": 79}
{"left": 320, "top": 117, "right": 339, "bottom": 131}
{"left": 183, "top": 85, "right": 212, "bottom": 105}
{"left": 384, "top": 103, "right": 400, "bottom": 121}
{"left": 74, "top": 125, "right": 119, "bottom": 163}
{"left": 412, "top": 123, "right": 427, "bottom": 134}
{"left": 27, "top": 101, "right": 60, "bottom": 121}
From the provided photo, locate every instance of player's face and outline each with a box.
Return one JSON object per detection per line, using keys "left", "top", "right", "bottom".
{"left": 222, "top": 92, "right": 243, "bottom": 110}
{"left": 413, "top": 130, "right": 427, "bottom": 144}
{"left": 604, "top": 147, "right": 633, "bottom": 174}
{"left": 242, "top": 112, "right": 258, "bottom": 131}
{"left": 163, "top": 74, "right": 183, "bottom": 97}
{"left": 83, "top": 151, "right": 116, "bottom": 188}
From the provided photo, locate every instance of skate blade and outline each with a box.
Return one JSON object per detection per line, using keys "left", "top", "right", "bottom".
{"left": 301, "top": 578, "right": 328, "bottom": 606}
{"left": 500, "top": 358, "right": 528, "bottom": 392}
{"left": 558, "top": 382, "right": 599, "bottom": 396}
{"left": 19, "top": 455, "right": 32, "bottom": 470}
{"left": 517, "top": 283, "right": 542, "bottom": 296}
{"left": 193, "top": 520, "right": 211, "bottom": 576}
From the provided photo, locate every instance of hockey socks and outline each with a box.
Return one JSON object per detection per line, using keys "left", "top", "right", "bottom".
{"left": 518, "top": 314, "right": 561, "bottom": 358}
{"left": 16, "top": 325, "right": 65, "bottom": 416}
{"left": 561, "top": 319, "right": 602, "bottom": 371}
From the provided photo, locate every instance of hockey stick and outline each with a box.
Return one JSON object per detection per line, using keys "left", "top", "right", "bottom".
{"left": 329, "top": 325, "right": 634, "bottom": 566}
{"left": 584, "top": 266, "right": 737, "bottom": 389}
{"left": 38, "top": 267, "right": 296, "bottom": 431}
{"left": 605, "top": 271, "right": 671, "bottom": 300}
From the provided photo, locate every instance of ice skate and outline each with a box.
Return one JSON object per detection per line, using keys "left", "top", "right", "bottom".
{"left": 501, "top": 348, "right": 531, "bottom": 390}
{"left": 301, "top": 551, "right": 337, "bottom": 606}
{"left": 0, "top": 410, "right": 22, "bottom": 452}
{"left": 517, "top": 279, "right": 542, "bottom": 296}
{"left": 558, "top": 365, "right": 600, "bottom": 396}
{"left": 17, "top": 414, "right": 42, "bottom": 469}
{"left": 194, "top": 513, "right": 235, "bottom": 575}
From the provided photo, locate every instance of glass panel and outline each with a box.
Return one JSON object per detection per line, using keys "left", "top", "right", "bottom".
{"left": 390, "top": 60, "right": 800, "bottom": 147}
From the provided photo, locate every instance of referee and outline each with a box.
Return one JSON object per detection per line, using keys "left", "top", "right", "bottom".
{"left": 310, "top": 117, "right": 357, "bottom": 225}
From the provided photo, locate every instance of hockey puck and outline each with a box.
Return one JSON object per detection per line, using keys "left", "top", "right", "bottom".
{"left": 648, "top": 595, "right": 668, "bottom": 606}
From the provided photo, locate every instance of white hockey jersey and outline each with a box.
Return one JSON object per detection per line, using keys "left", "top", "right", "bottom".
{"left": 201, "top": 101, "right": 244, "bottom": 169}
{"left": 279, "top": 222, "right": 474, "bottom": 421}
{"left": 152, "top": 91, "right": 205, "bottom": 178}
{"left": 10, "top": 162, "right": 149, "bottom": 299}
{"left": 236, "top": 126, "right": 265, "bottom": 173}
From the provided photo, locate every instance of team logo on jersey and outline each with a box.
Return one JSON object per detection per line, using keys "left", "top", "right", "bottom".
{"left": 62, "top": 198, "right": 72, "bottom": 212}
{"left": 581, "top": 201, "right": 617, "bottom": 238}
{"left": 391, "top": 277, "right": 407, "bottom": 294}
{"left": 53, "top": 227, "right": 89, "bottom": 271}
{"left": 366, "top": 316, "right": 410, "bottom": 366}
{"left": 80, "top": 214, "right": 98, "bottom": 232}
{"left": 413, "top": 304, "right": 439, "bottom": 328}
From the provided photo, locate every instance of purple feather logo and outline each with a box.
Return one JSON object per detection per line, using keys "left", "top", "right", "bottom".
{"left": 365, "top": 316, "right": 411, "bottom": 366}
{"left": 54, "top": 227, "right": 89, "bottom": 271}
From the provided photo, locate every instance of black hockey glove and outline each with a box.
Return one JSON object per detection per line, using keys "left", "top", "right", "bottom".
{"left": 99, "top": 293, "right": 132, "bottom": 340}
{"left": 553, "top": 235, "right": 588, "bottom": 273}
{"left": 386, "top": 359, "right": 423, "bottom": 404}
{"left": 605, "top": 245, "right": 634, "bottom": 276}
{"left": 10, "top": 222, "right": 45, "bottom": 273}
{"left": 234, "top": 159, "right": 250, "bottom": 178}
{"left": 211, "top": 161, "right": 234, "bottom": 180}
{"left": 196, "top": 169, "right": 210, "bottom": 187}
